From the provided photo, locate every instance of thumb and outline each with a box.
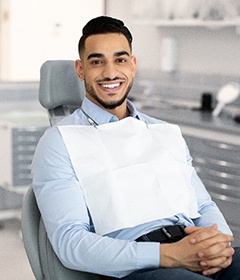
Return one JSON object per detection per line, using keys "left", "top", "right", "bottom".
{"left": 185, "top": 226, "right": 199, "bottom": 235}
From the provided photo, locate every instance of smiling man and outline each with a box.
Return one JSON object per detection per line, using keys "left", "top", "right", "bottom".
{"left": 75, "top": 32, "right": 136, "bottom": 119}
{"left": 32, "top": 16, "right": 240, "bottom": 280}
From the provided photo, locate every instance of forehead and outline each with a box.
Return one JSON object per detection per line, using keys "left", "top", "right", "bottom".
{"left": 83, "top": 33, "right": 131, "bottom": 57}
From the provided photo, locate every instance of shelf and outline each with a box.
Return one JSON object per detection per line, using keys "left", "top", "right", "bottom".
{"left": 134, "top": 18, "right": 240, "bottom": 28}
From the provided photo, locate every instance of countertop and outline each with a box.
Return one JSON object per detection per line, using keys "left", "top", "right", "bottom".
{"left": 134, "top": 97, "right": 240, "bottom": 145}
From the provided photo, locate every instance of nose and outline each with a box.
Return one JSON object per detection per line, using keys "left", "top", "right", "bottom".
{"left": 102, "top": 62, "right": 119, "bottom": 80}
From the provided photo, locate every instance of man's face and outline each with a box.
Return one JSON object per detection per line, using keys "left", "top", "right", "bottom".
{"left": 75, "top": 33, "right": 137, "bottom": 110}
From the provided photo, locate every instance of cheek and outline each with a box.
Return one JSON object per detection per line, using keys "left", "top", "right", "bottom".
{"left": 126, "top": 68, "right": 135, "bottom": 80}
{"left": 83, "top": 71, "right": 95, "bottom": 84}
{"left": 85, "top": 68, "right": 101, "bottom": 82}
{"left": 123, "top": 63, "right": 136, "bottom": 77}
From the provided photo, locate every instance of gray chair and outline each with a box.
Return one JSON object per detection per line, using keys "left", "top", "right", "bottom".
{"left": 21, "top": 60, "right": 101, "bottom": 280}
{"left": 39, "top": 60, "right": 85, "bottom": 126}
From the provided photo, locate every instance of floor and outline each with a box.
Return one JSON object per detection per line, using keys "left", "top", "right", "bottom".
{"left": 0, "top": 218, "right": 35, "bottom": 280}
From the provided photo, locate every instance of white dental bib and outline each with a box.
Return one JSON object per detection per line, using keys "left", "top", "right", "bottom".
{"left": 58, "top": 117, "right": 200, "bottom": 235}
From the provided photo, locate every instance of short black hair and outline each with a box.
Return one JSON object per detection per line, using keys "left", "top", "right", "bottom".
{"left": 78, "top": 16, "right": 133, "bottom": 58}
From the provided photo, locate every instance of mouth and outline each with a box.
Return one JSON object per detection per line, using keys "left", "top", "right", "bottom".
{"left": 101, "top": 82, "right": 121, "bottom": 89}
{"left": 98, "top": 81, "right": 123, "bottom": 92}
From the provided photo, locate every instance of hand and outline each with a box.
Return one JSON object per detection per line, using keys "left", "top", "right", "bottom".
{"left": 160, "top": 236, "right": 206, "bottom": 272}
{"left": 184, "top": 225, "right": 235, "bottom": 276}
{"left": 160, "top": 225, "right": 234, "bottom": 275}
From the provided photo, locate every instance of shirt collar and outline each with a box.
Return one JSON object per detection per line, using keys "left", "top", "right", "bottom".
{"left": 81, "top": 97, "right": 140, "bottom": 125}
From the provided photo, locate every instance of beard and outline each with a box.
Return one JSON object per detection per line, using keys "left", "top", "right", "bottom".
{"left": 85, "top": 80, "right": 133, "bottom": 110}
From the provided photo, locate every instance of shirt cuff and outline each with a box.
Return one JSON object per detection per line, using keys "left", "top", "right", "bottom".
{"left": 136, "top": 242, "right": 160, "bottom": 270}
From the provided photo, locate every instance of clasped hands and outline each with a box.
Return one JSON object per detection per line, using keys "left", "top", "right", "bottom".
{"left": 160, "top": 224, "right": 234, "bottom": 276}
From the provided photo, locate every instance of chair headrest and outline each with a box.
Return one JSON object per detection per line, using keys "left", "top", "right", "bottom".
{"left": 39, "top": 60, "right": 85, "bottom": 110}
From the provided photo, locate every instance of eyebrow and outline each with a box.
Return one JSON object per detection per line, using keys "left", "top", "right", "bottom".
{"left": 87, "top": 51, "right": 130, "bottom": 60}
{"left": 114, "top": 51, "right": 130, "bottom": 57}
{"left": 87, "top": 53, "right": 104, "bottom": 60}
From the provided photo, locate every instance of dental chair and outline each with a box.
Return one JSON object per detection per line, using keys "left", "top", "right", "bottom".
{"left": 21, "top": 60, "right": 101, "bottom": 280}
{"left": 38, "top": 60, "right": 85, "bottom": 126}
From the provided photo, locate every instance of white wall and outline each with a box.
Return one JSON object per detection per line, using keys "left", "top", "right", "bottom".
{"left": 0, "top": 0, "right": 104, "bottom": 81}
{"left": 106, "top": 0, "right": 240, "bottom": 77}
{"left": 171, "top": 27, "right": 240, "bottom": 76}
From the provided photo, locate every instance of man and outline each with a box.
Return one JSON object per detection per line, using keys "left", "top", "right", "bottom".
{"left": 32, "top": 16, "right": 239, "bottom": 279}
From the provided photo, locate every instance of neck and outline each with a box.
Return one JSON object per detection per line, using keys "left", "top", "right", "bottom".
{"left": 107, "top": 104, "right": 130, "bottom": 120}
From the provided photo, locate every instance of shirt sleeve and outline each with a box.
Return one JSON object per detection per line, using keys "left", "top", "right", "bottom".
{"left": 32, "top": 127, "right": 160, "bottom": 278}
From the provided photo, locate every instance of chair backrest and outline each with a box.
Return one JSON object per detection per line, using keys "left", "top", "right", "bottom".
{"left": 21, "top": 60, "right": 101, "bottom": 280}
{"left": 21, "top": 186, "right": 43, "bottom": 280}
{"left": 22, "top": 187, "right": 101, "bottom": 280}
{"left": 39, "top": 60, "right": 85, "bottom": 125}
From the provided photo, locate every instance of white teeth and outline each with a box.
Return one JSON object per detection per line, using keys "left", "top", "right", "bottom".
{"left": 101, "top": 83, "right": 120, "bottom": 89}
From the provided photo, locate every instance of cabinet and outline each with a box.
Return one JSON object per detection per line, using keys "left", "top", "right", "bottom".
{"left": 0, "top": 112, "right": 48, "bottom": 191}
{"left": 140, "top": 102, "right": 240, "bottom": 246}
{"left": 184, "top": 134, "right": 240, "bottom": 246}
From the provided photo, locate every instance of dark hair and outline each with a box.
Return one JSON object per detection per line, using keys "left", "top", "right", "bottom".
{"left": 78, "top": 16, "right": 133, "bottom": 57}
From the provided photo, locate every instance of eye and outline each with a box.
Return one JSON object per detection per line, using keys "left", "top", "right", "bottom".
{"left": 91, "top": 60, "right": 102, "bottom": 65}
{"left": 116, "top": 58, "right": 127, "bottom": 63}
{"left": 117, "top": 58, "right": 127, "bottom": 63}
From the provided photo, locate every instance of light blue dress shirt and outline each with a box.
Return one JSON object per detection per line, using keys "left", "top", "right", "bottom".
{"left": 32, "top": 97, "right": 232, "bottom": 278}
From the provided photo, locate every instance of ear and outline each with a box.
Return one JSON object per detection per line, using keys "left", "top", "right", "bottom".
{"left": 74, "top": 59, "right": 84, "bottom": 80}
{"left": 131, "top": 55, "right": 137, "bottom": 78}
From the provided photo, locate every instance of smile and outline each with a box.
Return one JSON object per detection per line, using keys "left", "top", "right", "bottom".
{"left": 100, "top": 83, "right": 121, "bottom": 89}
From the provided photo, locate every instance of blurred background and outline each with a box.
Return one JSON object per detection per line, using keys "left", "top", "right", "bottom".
{"left": 0, "top": 0, "right": 240, "bottom": 278}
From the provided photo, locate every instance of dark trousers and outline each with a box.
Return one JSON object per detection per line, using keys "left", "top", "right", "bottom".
{"left": 104, "top": 247, "right": 240, "bottom": 280}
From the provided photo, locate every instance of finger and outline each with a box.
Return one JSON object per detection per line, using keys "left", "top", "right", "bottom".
{"left": 184, "top": 226, "right": 200, "bottom": 235}
{"left": 202, "top": 266, "right": 222, "bottom": 276}
{"left": 185, "top": 224, "right": 217, "bottom": 235}
{"left": 200, "top": 255, "right": 231, "bottom": 269}
{"left": 196, "top": 233, "right": 234, "bottom": 254}
{"left": 187, "top": 225, "right": 219, "bottom": 244}
{"left": 201, "top": 256, "right": 233, "bottom": 276}
{"left": 198, "top": 242, "right": 234, "bottom": 259}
